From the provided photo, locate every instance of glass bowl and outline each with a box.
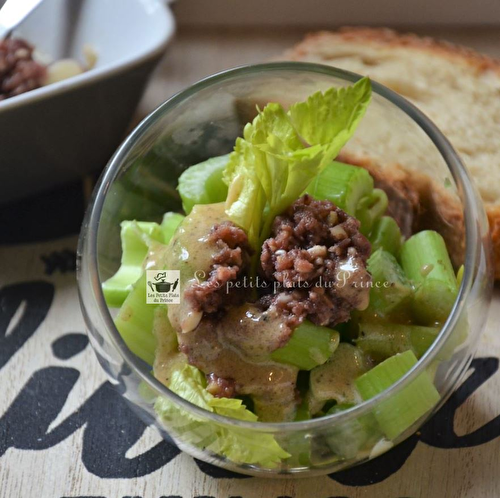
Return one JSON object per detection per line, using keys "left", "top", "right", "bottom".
{"left": 77, "top": 62, "right": 492, "bottom": 477}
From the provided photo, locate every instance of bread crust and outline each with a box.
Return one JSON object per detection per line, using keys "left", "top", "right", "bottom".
{"left": 285, "top": 27, "right": 498, "bottom": 278}
{"left": 286, "top": 27, "right": 500, "bottom": 75}
{"left": 487, "top": 206, "right": 500, "bottom": 279}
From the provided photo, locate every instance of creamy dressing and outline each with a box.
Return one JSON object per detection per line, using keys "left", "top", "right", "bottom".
{"left": 156, "top": 203, "right": 299, "bottom": 422}
{"left": 153, "top": 306, "right": 186, "bottom": 386}
{"left": 335, "top": 248, "right": 371, "bottom": 311}
{"left": 164, "top": 203, "right": 226, "bottom": 334}
{"left": 178, "top": 308, "right": 298, "bottom": 422}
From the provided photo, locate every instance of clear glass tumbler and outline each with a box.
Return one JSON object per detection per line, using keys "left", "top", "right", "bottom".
{"left": 78, "top": 62, "right": 492, "bottom": 477}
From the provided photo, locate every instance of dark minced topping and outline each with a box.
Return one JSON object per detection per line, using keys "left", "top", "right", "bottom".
{"left": 206, "top": 372, "right": 237, "bottom": 398}
{"left": 184, "top": 221, "right": 251, "bottom": 314}
{"left": 178, "top": 196, "right": 371, "bottom": 408}
{"left": 260, "top": 195, "right": 372, "bottom": 327}
{"left": 186, "top": 196, "right": 372, "bottom": 328}
{"left": 0, "top": 38, "right": 46, "bottom": 101}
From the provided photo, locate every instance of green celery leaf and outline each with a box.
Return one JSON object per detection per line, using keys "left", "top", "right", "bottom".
{"left": 222, "top": 78, "right": 372, "bottom": 253}
{"left": 160, "top": 212, "right": 184, "bottom": 242}
{"left": 102, "top": 213, "right": 184, "bottom": 308}
{"left": 224, "top": 138, "right": 267, "bottom": 249}
{"left": 288, "top": 77, "right": 372, "bottom": 162}
{"left": 102, "top": 221, "right": 163, "bottom": 308}
{"left": 155, "top": 363, "right": 290, "bottom": 468}
{"left": 114, "top": 273, "right": 157, "bottom": 365}
{"left": 178, "top": 155, "right": 230, "bottom": 214}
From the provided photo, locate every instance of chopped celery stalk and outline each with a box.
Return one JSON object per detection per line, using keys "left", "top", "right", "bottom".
{"left": 366, "top": 189, "right": 388, "bottom": 221}
{"left": 153, "top": 306, "right": 178, "bottom": 356}
{"left": 270, "top": 320, "right": 340, "bottom": 370}
{"left": 400, "top": 231, "right": 457, "bottom": 287}
{"left": 306, "top": 161, "right": 373, "bottom": 216}
{"left": 355, "top": 350, "right": 440, "bottom": 440}
{"left": 309, "top": 343, "right": 367, "bottom": 413}
{"left": 356, "top": 188, "right": 389, "bottom": 235}
{"left": 327, "top": 402, "right": 355, "bottom": 415}
{"left": 178, "top": 154, "right": 230, "bottom": 214}
{"left": 310, "top": 438, "right": 343, "bottom": 466}
{"left": 294, "top": 399, "right": 311, "bottom": 421}
{"left": 414, "top": 281, "right": 457, "bottom": 325}
{"left": 285, "top": 436, "right": 311, "bottom": 467}
{"left": 410, "top": 325, "right": 440, "bottom": 358}
{"left": 367, "top": 249, "right": 413, "bottom": 316}
{"left": 102, "top": 221, "right": 164, "bottom": 308}
{"left": 114, "top": 273, "right": 157, "bottom": 365}
{"left": 325, "top": 403, "right": 373, "bottom": 459}
{"left": 160, "top": 212, "right": 184, "bottom": 243}
{"left": 305, "top": 161, "right": 385, "bottom": 233}
{"left": 356, "top": 321, "right": 411, "bottom": 360}
{"left": 252, "top": 395, "right": 297, "bottom": 422}
{"left": 293, "top": 372, "right": 312, "bottom": 421}
{"left": 369, "top": 216, "right": 403, "bottom": 256}
{"left": 102, "top": 213, "right": 182, "bottom": 308}
{"left": 355, "top": 321, "right": 439, "bottom": 360}
{"left": 400, "top": 231, "right": 458, "bottom": 324}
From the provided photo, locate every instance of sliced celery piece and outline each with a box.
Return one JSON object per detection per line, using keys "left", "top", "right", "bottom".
{"left": 306, "top": 161, "right": 387, "bottom": 233}
{"left": 160, "top": 212, "right": 184, "bottom": 243}
{"left": 409, "top": 325, "right": 440, "bottom": 358}
{"left": 283, "top": 431, "right": 311, "bottom": 467}
{"left": 400, "top": 230, "right": 458, "bottom": 324}
{"left": 294, "top": 371, "right": 311, "bottom": 422}
{"left": 294, "top": 400, "right": 311, "bottom": 421}
{"left": 103, "top": 213, "right": 184, "bottom": 308}
{"left": 270, "top": 320, "right": 340, "bottom": 371}
{"left": 356, "top": 321, "right": 411, "bottom": 361}
{"left": 309, "top": 343, "right": 367, "bottom": 413}
{"left": 177, "top": 154, "right": 230, "bottom": 214}
{"left": 102, "top": 221, "right": 163, "bottom": 308}
{"left": 355, "top": 321, "right": 439, "bottom": 360}
{"left": 369, "top": 216, "right": 403, "bottom": 256}
{"left": 306, "top": 161, "right": 373, "bottom": 216}
{"left": 356, "top": 188, "right": 389, "bottom": 235}
{"left": 327, "top": 402, "right": 355, "bottom": 414}
{"left": 355, "top": 350, "right": 440, "bottom": 440}
{"left": 114, "top": 273, "right": 157, "bottom": 365}
{"left": 413, "top": 280, "right": 457, "bottom": 325}
{"left": 324, "top": 403, "right": 374, "bottom": 460}
{"left": 153, "top": 305, "right": 178, "bottom": 356}
{"left": 367, "top": 249, "right": 413, "bottom": 317}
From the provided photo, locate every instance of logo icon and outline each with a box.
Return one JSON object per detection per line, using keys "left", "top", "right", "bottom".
{"left": 146, "top": 270, "right": 180, "bottom": 304}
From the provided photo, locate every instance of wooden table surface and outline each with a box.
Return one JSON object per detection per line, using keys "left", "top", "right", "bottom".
{"left": 1, "top": 26, "right": 500, "bottom": 498}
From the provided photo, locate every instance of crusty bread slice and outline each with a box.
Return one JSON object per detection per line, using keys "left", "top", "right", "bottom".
{"left": 283, "top": 27, "right": 500, "bottom": 278}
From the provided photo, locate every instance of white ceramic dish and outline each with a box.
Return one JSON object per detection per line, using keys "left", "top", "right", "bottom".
{"left": 0, "top": 0, "right": 175, "bottom": 203}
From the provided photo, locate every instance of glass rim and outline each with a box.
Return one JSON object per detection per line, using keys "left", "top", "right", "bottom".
{"left": 79, "top": 61, "right": 482, "bottom": 432}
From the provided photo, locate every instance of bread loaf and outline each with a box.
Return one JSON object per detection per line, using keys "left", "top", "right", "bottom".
{"left": 284, "top": 27, "right": 500, "bottom": 278}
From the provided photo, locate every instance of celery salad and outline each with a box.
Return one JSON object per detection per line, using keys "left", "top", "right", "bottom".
{"left": 103, "top": 78, "right": 461, "bottom": 468}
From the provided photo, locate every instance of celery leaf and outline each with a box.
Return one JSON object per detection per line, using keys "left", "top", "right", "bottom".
{"left": 223, "top": 78, "right": 372, "bottom": 252}
{"left": 155, "top": 363, "right": 290, "bottom": 468}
